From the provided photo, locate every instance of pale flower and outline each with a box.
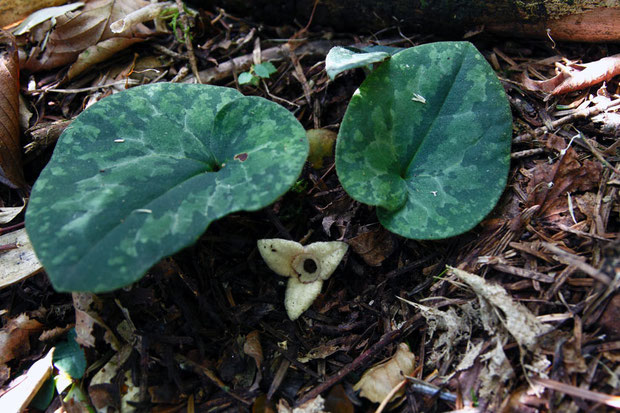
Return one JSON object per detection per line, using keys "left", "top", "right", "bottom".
{"left": 257, "top": 239, "right": 348, "bottom": 320}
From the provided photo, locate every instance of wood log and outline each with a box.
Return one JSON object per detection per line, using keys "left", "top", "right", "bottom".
{"left": 207, "top": 0, "right": 620, "bottom": 43}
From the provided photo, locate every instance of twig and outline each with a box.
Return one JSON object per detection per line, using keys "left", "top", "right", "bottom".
{"left": 404, "top": 376, "right": 458, "bottom": 403}
{"left": 492, "top": 263, "right": 555, "bottom": 283}
{"left": 0, "top": 222, "right": 24, "bottom": 235}
{"left": 185, "top": 40, "right": 343, "bottom": 84}
{"left": 0, "top": 242, "right": 18, "bottom": 252}
{"left": 175, "top": 0, "right": 202, "bottom": 83}
{"left": 513, "top": 98, "right": 620, "bottom": 143}
{"left": 511, "top": 148, "right": 545, "bottom": 159}
{"left": 532, "top": 377, "right": 620, "bottom": 409}
{"left": 174, "top": 353, "right": 250, "bottom": 405}
{"left": 542, "top": 242, "right": 612, "bottom": 285}
{"left": 296, "top": 316, "right": 420, "bottom": 406}
{"left": 288, "top": 46, "right": 320, "bottom": 128}
{"left": 24, "top": 120, "right": 71, "bottom": 154}
{"left": 152, "top": 43, "right": 188, "bottom": 60}
{"left": 578, "top": 134, "right": 620, "bottom": 176}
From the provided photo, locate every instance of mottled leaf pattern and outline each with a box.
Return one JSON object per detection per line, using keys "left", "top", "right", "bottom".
{"left": 26, "top": 83, "right": 308, "bottom": 292}
{"left": 336, "top": 42, "right": 512, "bottom": 239}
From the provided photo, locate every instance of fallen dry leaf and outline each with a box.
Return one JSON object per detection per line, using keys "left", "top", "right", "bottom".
{"left": 522, "top": 53, "right": 620, "bottom": 95}
{"left": 526, "top": 135, "right": 602, "bottom": 220}
{"left": 0, "top": 0, "right": 68, "bottom": 28}
{"left": 0, "top": 314, "right": 43, "bottom": 364}
{"left": 398, "top": 298, "right": 470, "bottom": 367}
{"left": 324, "top": 384, "right": 354, "bottom": 413}
{"left": 448, "top": 267, "right": 551, "bottom": 350}
{"left": 0, "top": 31, "right": 26, "bottom": 189}
{"left": 243, "top": 330, "right": 263, "bottom": 368}
{"left": 0, "top": 204, "right": 25, "bottom": 224}
{"left": 0, "top": 348, "right": 54, "bottom": 412}
{"left": 23, "top": 0, "right": 152, "bottom": 78}
{"left": 72, "top": 292, "right": 101, "bottom": 348}
{"left": 277, "top": 395, "right": 325, "bottom": 413}
{"left": 67, "top": 36, "right": 144, "bottom": 79}
{"left": 353, "top": 343, "right": 415, "bottom": 404}
{"left": 348, "top": 227, "right": 395, "bottom": 266}
{"left": 0, "top": 228, "right": 43, "bottom": 289}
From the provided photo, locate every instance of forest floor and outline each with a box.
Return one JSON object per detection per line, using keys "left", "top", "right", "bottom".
{"left": 0, "top": 1, "right": 619, "bottom": 412}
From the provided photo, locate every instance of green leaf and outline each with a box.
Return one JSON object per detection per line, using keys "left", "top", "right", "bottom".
{"left": 254, "top": 62, "right": 277, "bottom": 78}
{"left": 335, "top": 41, "right": 512, "bottom": 240}
{"left": 361, "top": 45, "right": 404, "bottom": 55}
{"left": 26, "top": 83, "right": 308, "bottom": 292}
{"left": 325, "top": 46, "right": 391, "bottom": 80}
{"left": 53, "top": 329, "right": 86, "bottom": 379}
{"left": 29, "top": 377, "right": 55, "bottom": 410}
{"left": 238, "top": 71, "right": 256, "bottom": 85}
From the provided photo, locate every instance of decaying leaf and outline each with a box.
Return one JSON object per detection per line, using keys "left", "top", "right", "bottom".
{"left": 277, "top": 395, "right": 325, "bottom": 413}
{"left": 348, "top": 227, "right": 395, "bottom": 266}
{"left": 89, "top": 344, "right": 133, "bottom": 411}
{"left": 0, "top": 348, "right": 54, "bottom": 412}
{"left": 12, "top": 2, "right": 85, "bottom": 36}
{"left": 448, "top": 267, "right": 551, "bottom": 350}
{"left": 0, "top": 228, "right": 43, "bottom": 289}
{"left": 526, "top": 136, "right": 602, "bottom": 221}
{"left": 324, "top": 384, "right": 354, "bottom": 413}
{"left": 0, "top": 205, "right": 24, "bottom": 224}
{"left": 0, "top": 0, "right": 69, "bottom": 27}
{"left": 243, "top": 330, "right": 264, "bottom": 368}
{"left": 0, "top": 32, "right": 26, "bottom": 189}
{"left": 66, "top": 36, "right": 144, "bottom": 79}
{"left": 478, "top": 338, "right": 514, "bottom": 402}
{"left": 522, "top": 53, "right": 620, "bottom": 95}
{"left": 0, "top": 314, "right": 43, "bottom": 364}
{"left": 23, "top": 0, "right": 153, "bottom": 78}
{"left": 353, "top": 343, "right": 415, "bottom": 404}
{"left": 72, "top": 293, "right": 102, "bottom": 348}
{"left": 398, "top": 297, "right": 471, "bottom": 367}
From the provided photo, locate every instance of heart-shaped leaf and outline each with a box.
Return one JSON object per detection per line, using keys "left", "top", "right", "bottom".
{"left": 335, "top": 42, "right": 512, "bottom": 239}
{"left": 26, "top": 83, "right": 308, "bottom": 292}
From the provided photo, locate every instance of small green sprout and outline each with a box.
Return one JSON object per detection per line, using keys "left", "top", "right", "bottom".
{"left": 238, "top": 62, "right": 277, "bottom": 86}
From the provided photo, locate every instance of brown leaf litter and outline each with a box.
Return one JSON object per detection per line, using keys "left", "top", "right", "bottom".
{"left": 0, "top": 32, "right": 26, "bottom": 189}
{"left": 0, "top": 3, "right": 619, "bottom": 412}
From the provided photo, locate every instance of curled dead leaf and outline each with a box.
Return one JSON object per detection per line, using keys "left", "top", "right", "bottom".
{"left": 448, "top": 267, "right": 551, "bottom": 350}
{"left": 348, "top": 227, "right": 395, "bottom": 266}
{"left": 22, "top": 0, "right": 153, "bottom": 77}
{"left": 243, "top": 330, "right": 263, "bottom": 368}
{"left": 0, "top": 314, "right": 43, "bottom": 364}
{"left": 353, "top": 343, "right": 415, "bottom": 404}
{"left": 0, "top": 228, "right": 43, "bottom": 289}
{"left": 0, "top": 31, "right": 26, "bottom": 189}
{"left": 0, "top": 0, "right": 68, "bottom": 28}
{"left": 277, "top": 395, "right": 325, "bottom": 413}
{"left": 522, "top": 53, "right": 620, "bottom": 95}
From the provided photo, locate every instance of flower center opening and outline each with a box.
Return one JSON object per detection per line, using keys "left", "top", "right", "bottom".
{"left": 303, "top": 258, "right": 318, "bottom": 273}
